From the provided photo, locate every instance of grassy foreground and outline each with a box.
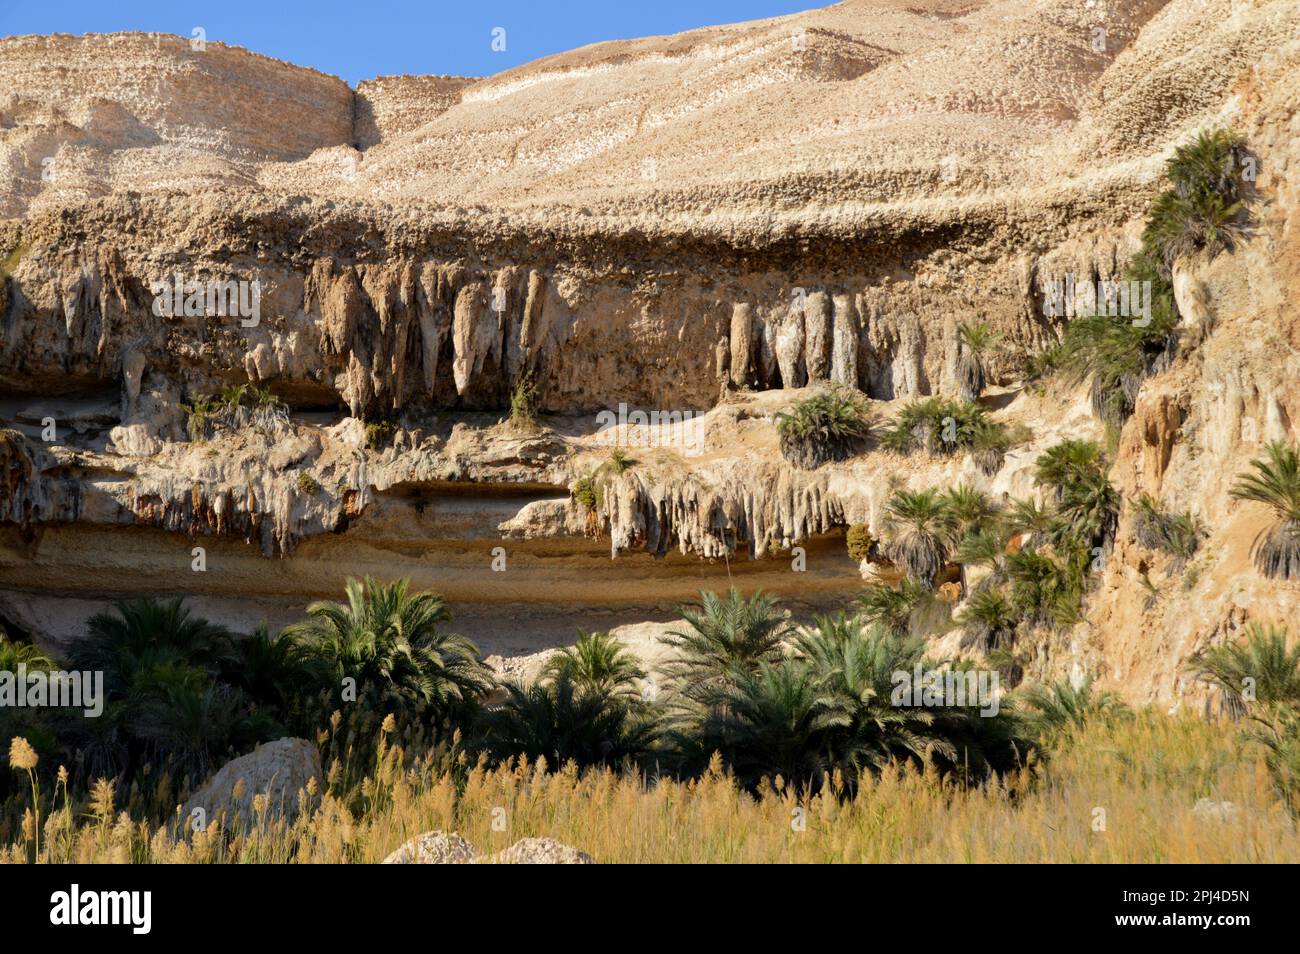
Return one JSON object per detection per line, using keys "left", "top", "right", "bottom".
{"left": 5, "top": 710, "right": 1296, "bottom": 863}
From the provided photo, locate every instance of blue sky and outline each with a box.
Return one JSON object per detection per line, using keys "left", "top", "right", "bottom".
{"left": 0, "top": 1, "right": 822, "bottom": 84}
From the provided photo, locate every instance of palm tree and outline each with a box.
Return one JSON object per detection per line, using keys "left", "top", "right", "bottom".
{"left": 1230, "top": 442, "right": 1300, "bottom": 579}
{"left": 957, "top": 588, "right": 1017, "bottom": 652}
{"left": 1003, "top": 497, "right": 1055, "bottom": 541}
{"left": 1249, "top": 705, "right": 1300, "bottom": 815}
{"left": 1034, "top": 439, "right": 1104, "bottom": 502}
{"left": 775, "top": 386, "right": 876, "bottom": 470}
{"left": 0, "top": 635, "right": 54, "bottom": 671}
{"left": 475, "top": 672, "right": 661, "bottom": 770}
{"left": 1055, "top": 467, "right": 1120, "bottom": 551}
{"left": 1146, "top": 128, "right": 1250, "bottom": 272}
{"left": 221, "top": 623, "right": 300, "bottom": 716}
{"left": 661, "top": 589, "right": 790, "bottom": 707}
{"left": 541, "top": 630, "right": 645, "bottom": 699}
{"left": 63, "top": 599, "right": 270, "bottom": 779}
{"left": 956, "top": 320, "right": 999, "bottom": 402}
{"left": 955, "top": 526, "right": 1010, "bottom": 591}
{"left": 797, "top": 617, "right": 954, "bottom": 779}
{"left": 856, "top": 580, "right": 928, "bottom": 637}
{"left": 1017, "top": 677, "right": 1123, "bottom": 741}
{"left": 130, "top": 670, "right": 274, "bottom": 777}
{"left": 944, "top": 484, "right": 998, "bottom": 535}
{"left": 1132, "top": 493, "right": 1204, "bottom": 566}
{"left": 883, "top": 488, "right": 959, "bottom": 588}
{"left": 692, "top": 660, "right": 829, "bottom": 792}
{"left": 1187, "top": 623, "right": 1300, "bottom": 712}
{"left": 945, "top": 485, "right": 999, "bottom": 595}
{"left": 284, "top": 577, "right": 492, "bottom": 726}
{"left": 70, "top": 597, "right": 237, "bottom": 702}
{"left": 1004, "top": 548, "right": 1081, "bottom": 629}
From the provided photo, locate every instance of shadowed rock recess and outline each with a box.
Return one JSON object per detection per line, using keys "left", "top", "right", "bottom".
{"left": 1, "top": 0, "right": 1299, "bottom": 704}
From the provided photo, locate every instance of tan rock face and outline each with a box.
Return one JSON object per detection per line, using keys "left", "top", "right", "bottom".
{"left": 1, "top": 0, "right": 1299, "bottom": 706}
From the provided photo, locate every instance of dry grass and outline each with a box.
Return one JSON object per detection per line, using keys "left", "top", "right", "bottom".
{"left": 4, "top": 712, "right": 1297, "bottom": 863}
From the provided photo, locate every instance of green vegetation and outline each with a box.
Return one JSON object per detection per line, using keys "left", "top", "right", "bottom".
{"left": 7, "top": 585, "right": 1300, "bottom": 861}
{"left": 1230, "top": 442, "right": 1300, "bottom": 579}
{"left": 296, "top": 471, "right": 319, "bottom": 496}
{"left": 844, "top": 524, "right": 873, "bottom": 562}
{"left": 1189, "top": 623, "right": 1300, "bottom": 711}
{"left": 475, "top": 673, "right": 661, "bottom": 771}
{"left": 1054, "top": 129, "right": 1251, "bottom": 429}
{"left": 365, "top": 418, "right": 397, "bottom": 451}
{"left": 540, "top": 630, "right": 645, "bottom": 699}
{"left": 956, "top": 588, "right": 1016, "bottom": 653}
{"left": 605, "top": 449, "right": 633, "bottom": 474}
{"left": 1146, "top": 129, "right": 1251, "bottom": 274}
{"left": 508, "top": 373, "right": 539, "bottom": 432}
{"left": 956, "top": 320, "right": 999, "bottom": 402}
{"left": 571, "top": 475, "right": 600, "bottom": 513}
{"left": 775, "top": 386, "right": 875, "bottom": 470}
{"left": 881, "top": 488, "right": 958, "bottom": 589}
{"left": 182, "top": 383, "right": 290, "bottom": 441}
{"left": 1132, "top": 493, "right": 1203, "bottom": 565}
{"left": 181, "top": 395, "right": 220, "bottom": 441}
{"left": 1187, "top": 623, "right": 1300, "bottom": 811}
{"left": 1017, "top": 678, "right": 1124, "bottom": 742}
{"left": 281, "top": 577, "right": 490, "bottom": 730}
{"left": 880, "top": 397, "right": 1014, "bottom": 474}
{"left": 856, "top": 579, "right": 929, "bottom": 637}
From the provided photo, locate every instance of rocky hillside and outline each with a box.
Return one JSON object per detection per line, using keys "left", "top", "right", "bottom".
{"left": 1, "top": 0, "right": 1298, "bottom": 705}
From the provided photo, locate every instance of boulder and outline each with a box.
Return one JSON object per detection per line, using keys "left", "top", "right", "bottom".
{"left": 1191, "top": 799, "right": 1239, "bottom": 823}
{"left": 383, "top": 831, "right": 479, "bottom": 864}
{"left": 181, "top": 737, "right": 321, "bottom": 828}
{"left": 482, "top": 837, "right": 595, "bottom": 864}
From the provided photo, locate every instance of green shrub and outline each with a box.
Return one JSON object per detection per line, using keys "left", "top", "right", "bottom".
{"left": 1035, "top": 440, "right": 1119, "bottom": 551}
{"left": 1016, "top": 677, "right": 1125, "bottom": 742}
{"left": 1035, "top": 439, "right": 1104, "bottom": 500}
{"left": 572, "top": 475, "right": 600, "bottom": 512}
{"left": 541, "top": 630, "right": 645, "bottom": 699}
{"left": 297, "top": 471, "right": 319, "bottom": 496}
{"left": 1132, "top": 493, "right": 1203, "bottom": 564}
{"left": 845, "top": 524, "right": 873, "bottom": 562}
{"left": 474, "top": 672, "right": 662, "bottom": 771}
{"left": 1187, "top": 622, "right": 1300, "bottom": 712}
{"left": 880, "top": 397, "right": 1006, "bottom": 462}
{"left": 957, "top": 587, "right": 1017, "bottom": 653}
{"left": 182, "top": 395, "right": 219, "bottom": 441}
{"left": 249, "top": 386, "right": 289, "bottom": 433}
{"left": 508, "top": 374, "right": 539, "bottom": 431}
{"left": 365, "top": 419, "right": 397, "bottom": 451}
{"left": 775, "top": 387, "right": 875, "bottom": 469}
{"left": 970, "top": 419, "right": 1014, "bottom": 476}
{"left": 605, "top": 449, "right": 633, "bottom": 474}
{"left": 856, "top": 580, "right": 928, "bottom": 637}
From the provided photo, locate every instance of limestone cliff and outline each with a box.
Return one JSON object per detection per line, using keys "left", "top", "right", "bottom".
{"left": 1, "top": 0, "right": 1298, "bottom": 706}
